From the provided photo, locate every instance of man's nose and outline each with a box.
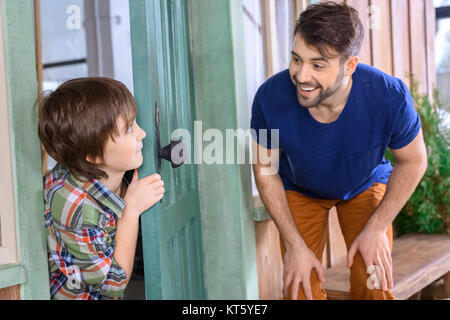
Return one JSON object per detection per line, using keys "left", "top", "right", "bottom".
{"left": 295, "top": 66, "right": 312, "bottom": 84}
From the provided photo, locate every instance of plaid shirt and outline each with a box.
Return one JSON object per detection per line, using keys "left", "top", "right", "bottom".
{"left": 43, "top": 164, "right": 128, "bottom": 300}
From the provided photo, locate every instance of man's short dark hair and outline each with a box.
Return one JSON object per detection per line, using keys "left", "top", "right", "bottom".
{"left": 294, "top": 1, "right": 364, "bottom": 62}
{"left": 38, "top": 77, "right": 137, "bottom": 180}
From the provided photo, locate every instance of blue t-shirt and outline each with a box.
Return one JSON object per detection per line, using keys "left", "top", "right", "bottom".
{"left": 251, "top": 63, "right": 421, "bottom": 200}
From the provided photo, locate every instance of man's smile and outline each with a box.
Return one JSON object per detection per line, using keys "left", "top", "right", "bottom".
{"left": 298, "top": 85, "right": 320, "bottom": 97}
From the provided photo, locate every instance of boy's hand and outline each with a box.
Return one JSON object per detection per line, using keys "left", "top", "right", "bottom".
{"left": 124, "top": 169, "right": 164, "bottom": 215}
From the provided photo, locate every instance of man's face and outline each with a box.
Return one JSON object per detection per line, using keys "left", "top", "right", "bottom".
{"left": 289, "top": 35, "right": 345, "bottom": 108}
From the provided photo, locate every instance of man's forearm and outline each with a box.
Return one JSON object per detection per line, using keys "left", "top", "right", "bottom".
{"left": 254, "top": 167, "right": 306, "bottom": 249}
{"left": 366, "top": 160, "right": 427, "bottom": 232}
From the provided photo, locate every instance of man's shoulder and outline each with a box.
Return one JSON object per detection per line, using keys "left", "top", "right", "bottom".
{"left": 256, "top": 69, "right": 292, "bottom": 97}
{"left": 355, "top": 63, "right": 409, "bottom": 100}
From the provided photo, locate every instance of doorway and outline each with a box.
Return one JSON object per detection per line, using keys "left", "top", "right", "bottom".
{"left": 35, "top": 0, "right": 145, "bottom": 300}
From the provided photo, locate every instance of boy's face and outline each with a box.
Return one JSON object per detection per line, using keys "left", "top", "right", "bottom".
{"left": 100, "top": 116, "right": 146, "bottom": 174}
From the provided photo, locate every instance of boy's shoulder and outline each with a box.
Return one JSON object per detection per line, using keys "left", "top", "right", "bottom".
{"left": 44, "top": 165, "right": 104, "bottom": 230}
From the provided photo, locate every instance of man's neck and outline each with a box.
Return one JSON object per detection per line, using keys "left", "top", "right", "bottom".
{"left": 309, "top": 77, "right": 353, "bottom": 123}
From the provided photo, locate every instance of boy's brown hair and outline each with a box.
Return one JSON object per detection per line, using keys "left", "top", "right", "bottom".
{"left": 294, "top": 1, "right": 364, "bottom": 62}
{"left": 38, "top": 77, "right": 137, "bottom": 180}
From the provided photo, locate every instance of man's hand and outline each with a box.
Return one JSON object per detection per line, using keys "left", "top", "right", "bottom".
{"left": 283, "top": 244, "right": 325, "bottom": 300}
{"left": 347, "top": 227, "right": 393, "bottom": 291}
{"left": 346, "top": 131, "right": 427, "bottom": 293}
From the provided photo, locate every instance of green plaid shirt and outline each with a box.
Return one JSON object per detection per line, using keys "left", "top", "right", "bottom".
{"left": 43, "top": 164, "right": 128, "bottom": 300}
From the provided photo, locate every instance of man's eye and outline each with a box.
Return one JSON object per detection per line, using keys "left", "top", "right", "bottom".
{"left": 314, "top": 64, "right": 324, "bottom": 70}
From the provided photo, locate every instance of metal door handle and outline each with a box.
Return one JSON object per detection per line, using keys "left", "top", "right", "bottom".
{"left": 155, "top": 102, "right": 186, "bottom": 176}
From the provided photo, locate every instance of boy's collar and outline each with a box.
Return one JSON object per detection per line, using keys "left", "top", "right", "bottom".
{"left": 68, "top": 170, "right": 125, "bottom": 218}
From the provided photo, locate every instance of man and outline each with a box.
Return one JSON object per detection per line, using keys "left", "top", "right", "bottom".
{"left": 251, "top": 2, "right": 427, "bottom": 300}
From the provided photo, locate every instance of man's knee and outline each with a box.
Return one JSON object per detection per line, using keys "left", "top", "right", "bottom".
{"left": 349, "top": 255, "right": 395, "bottom": 300}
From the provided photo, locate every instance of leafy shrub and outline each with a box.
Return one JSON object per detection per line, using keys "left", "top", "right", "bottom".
{"left": 386, "top": 83, "right": 450, "bottom": 237}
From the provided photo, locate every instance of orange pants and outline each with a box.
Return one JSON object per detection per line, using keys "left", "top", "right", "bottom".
{"left": 281, "top": 183, "right": 395, "bottom": 300}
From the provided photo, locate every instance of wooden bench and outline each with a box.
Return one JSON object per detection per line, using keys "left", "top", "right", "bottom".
{"left": 323, "top": 233, "right": 450, "bottom": 300}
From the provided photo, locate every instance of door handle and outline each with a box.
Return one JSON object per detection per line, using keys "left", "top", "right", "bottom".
{"left": 155, "top": 102, "right": 186, "bottom": 176}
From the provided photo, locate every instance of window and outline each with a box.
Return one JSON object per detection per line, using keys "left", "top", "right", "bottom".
{"left": 39, "top": 0, "right": 88, "bottom": 92}
{"left": 37, "top": 0, "right": 134, "bottom": 173}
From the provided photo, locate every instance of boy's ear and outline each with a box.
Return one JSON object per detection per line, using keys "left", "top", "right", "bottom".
{"left": 86, "top": 155, "right": 100, "bottom": 164}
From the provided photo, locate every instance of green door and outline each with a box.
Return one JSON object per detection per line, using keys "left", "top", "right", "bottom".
{"left": 129, "top": 0, "right": 206, "bottom": 299}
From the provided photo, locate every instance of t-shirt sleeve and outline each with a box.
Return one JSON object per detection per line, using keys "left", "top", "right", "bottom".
{"left": 250, "top": 90, "right": 279, "bottom": 149}
{"left": 388, "top": 86, "right": 421, "bottom": 150}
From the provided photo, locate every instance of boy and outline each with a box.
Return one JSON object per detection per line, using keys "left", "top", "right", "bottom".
{"left": 38, "top": 77, "right": 164, "bottom": 300}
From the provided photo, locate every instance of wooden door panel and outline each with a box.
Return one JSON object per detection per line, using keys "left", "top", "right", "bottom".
{"left": 130, "top": 0, "right": 206, "bottom": 300}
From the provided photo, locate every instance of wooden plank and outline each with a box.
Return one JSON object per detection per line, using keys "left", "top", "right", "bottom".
{"left": 0, "top": 0, "right": 18, "bottom": 266}
{"left": 370, "top": 0, "right": 393, "bottom": 75}
{"left": 390, "top": 234, "right": 450, "bottom": 300}
{"left": 255, "top": 219, "right": 283, "bottom": 300}
{"left": 324, "top": 234, "right": 450, "bottom": 300}
{"left": 391, "top": 0, "right": 411, "bottom": 86}
{"left": 323, "top": 261, "right": 351, "bottom": 298}
{"left": 0, "top": 248, "right": 11, "bottom": 265}
{"left": 1, "top": 0, "right": 50, "bottom": 299}
{"left": 189, "top": 0, "right": 258, "bottom": 299}
{"left": 327, "top": 207, "right": 347, "bottom": 267}
{"left": 443, "top": 272, "right": 450, "bottom": 298}
{"left": 295, "top": 0, "right": 309, "bottom": 16}
{"left": 34, "top": 0, "right": 42, "bottom": 94}
{"left": 260, "top": 0, "right": 278, "bottom": 78}
{"left": 0, "top": 285, "right": 20, "bottom": 300}
{"left": 409, "top": 0, "right": 428, "bottom": 94}
{"left": 33, "top": 0, "right": 49, "bottom": 176}
{"left": 424, "top": 0, "right": 436, "bottom": 98}
{"left": 346, "top": 0, "right": 372, "bottom": 65}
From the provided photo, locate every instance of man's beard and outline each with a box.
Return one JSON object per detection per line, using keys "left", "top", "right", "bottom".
{"left": 294, "top": 66, "right": 345, "bottom": 108}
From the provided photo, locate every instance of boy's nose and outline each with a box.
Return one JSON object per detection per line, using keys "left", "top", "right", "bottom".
{"left": 137, "top": 125, "right": 146, "bottom": 140}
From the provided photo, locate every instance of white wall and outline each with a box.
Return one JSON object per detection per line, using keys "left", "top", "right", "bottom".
{"left": 243, "top": 0, "right": 298, "bottom": 197}
{"left": 109, "top": 0, "right": 134, "bottom": 93}
{"left": 243, "top": 0, "right": 267, "bottom": 197}
{"left": 84, "top": 0, "right": 134, "bottom": 92}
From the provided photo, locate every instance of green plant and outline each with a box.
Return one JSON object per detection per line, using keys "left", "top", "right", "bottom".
{"left": 386, "top": 83, "right": 450, "bottom": 237}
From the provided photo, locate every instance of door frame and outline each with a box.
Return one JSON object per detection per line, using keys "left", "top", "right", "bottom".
{"left": 130, "top": 0, "right": 258, "bottom": 299}
{"left": 188, "top": 0, "right": 258, "bottom": 299}
{"left": 0, "top": 0, "right": 50, "bottom": 299}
